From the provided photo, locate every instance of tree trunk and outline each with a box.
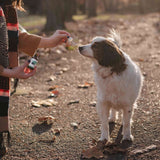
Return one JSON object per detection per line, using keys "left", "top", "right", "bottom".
{"left": 139, "top": 0, "right": 146, "bottom": 14}
{"left": 86, "top": 0, "right": 97, "bottom": 18}
{"left": 102, "top": 0, "right": 108, "bottom": 12}
{"left": 44, "top": 0, "right": 66, "bottom": 31}
{"left": 64, "top": 0, "right": 77, "bottom": 22}
{"left": 77, "top": 0, "right": 86, "bottom": 14}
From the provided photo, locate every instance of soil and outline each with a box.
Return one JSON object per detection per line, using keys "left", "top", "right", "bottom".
{"left": 1, "top": 13, "right": 160, "bottom": 160}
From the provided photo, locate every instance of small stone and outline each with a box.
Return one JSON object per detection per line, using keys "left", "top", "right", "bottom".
{"left": 143, "top": 72, "right": 147, "bottom": 77}
{"left": 70, "top": 122, "right": 78, "bottom": 129}
{"left": 55, "top": 71, "right": 63, "bottom": 75}
{"left": 89, "top": 101, "right": 96, "bottom": 107}
{"left": 155, "top": 63, "right": 160, "bottom": 67}
{"left": 67, "top": 100, "right": 79, "bottom": 105}
{"left": 150, "top": 91, "right": 154, "bottom": 94}
{"left": 56, "top": 49, "right": 62, "bottom": 54}
{"left": 62, "top": 67, "right": 69, "bottom": 72}
{"left": 151, "top": 55, "right": 158, "bottom": 59}
{"left": 47, "top": 76, "right": 56, "bottom": 82}
{"left": 49, "top": 93, "right": 57, "bottom": 98}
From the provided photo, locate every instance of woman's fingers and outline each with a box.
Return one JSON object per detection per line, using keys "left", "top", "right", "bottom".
{"left": 57, "top": 30, "right": 70, "bottom": 36}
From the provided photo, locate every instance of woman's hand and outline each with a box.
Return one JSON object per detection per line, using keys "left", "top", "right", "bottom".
{"left": 2, "top": 61, "right": 36, "bottom": 79}
{"left": 38, "top": 30, "right": 70, "bottom": 48}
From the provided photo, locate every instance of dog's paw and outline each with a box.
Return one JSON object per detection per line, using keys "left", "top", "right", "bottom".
{"left": 122, "top": 134, "right": 134, "bottom": 142}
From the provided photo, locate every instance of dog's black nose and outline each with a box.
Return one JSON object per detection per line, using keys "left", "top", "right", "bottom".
{"left": 79, "top": 46, "right": 83, "bottom": 52}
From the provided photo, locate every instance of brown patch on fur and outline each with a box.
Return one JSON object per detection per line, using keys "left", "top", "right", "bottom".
{"left": 91, "top": 40, "right": 127, "bottom": 74}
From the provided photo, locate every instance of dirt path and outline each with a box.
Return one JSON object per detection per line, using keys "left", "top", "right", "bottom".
{"left": 2, "top": 13, "right": 160, "bottom": 160}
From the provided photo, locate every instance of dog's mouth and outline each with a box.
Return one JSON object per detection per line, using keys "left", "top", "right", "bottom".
{"left": 78, "top": 46, "right": 83, "bottom": 53}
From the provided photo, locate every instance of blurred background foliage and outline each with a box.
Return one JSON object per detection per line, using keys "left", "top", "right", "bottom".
{"left": 20, "top": 0, "right": 160, "bottom": 32}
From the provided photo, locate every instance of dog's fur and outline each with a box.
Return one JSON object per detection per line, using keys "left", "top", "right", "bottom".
{"left": 79, "top": 30, "right": 143, "bottom": 141}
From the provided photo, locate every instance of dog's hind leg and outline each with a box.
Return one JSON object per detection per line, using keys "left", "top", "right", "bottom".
{"left": 122, "top": 107, "right": 133, "bottom": 141}
{"left": 96, "top": 101, "right": 110, "bottom": 141}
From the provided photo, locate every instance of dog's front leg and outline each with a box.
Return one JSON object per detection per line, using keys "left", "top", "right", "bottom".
{"left": 96, "top": 101, "right": 109, "bottom": 141}
{"left": 122, "top": 107, "right": 133, "bottom": 141}
{"left": 109, "top": 108, "right": 116, "bottom": 123}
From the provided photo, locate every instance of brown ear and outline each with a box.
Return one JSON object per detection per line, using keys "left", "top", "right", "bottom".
{"left": 95, "top": 40, "right": 127, "bottom": 74}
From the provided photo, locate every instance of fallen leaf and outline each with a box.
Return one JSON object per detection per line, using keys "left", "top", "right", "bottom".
{"left": 134, "top": 58, "right": 145, "bottom": 62}
{"left": 48, "top": 85, "right": 59, "bottom": 91}
{"left": 41, "top": 101, "right": 54, "bottom": 107}
{"left": 78, "top": 82, "right": 94, "bottom": 89}
{"left": 33, "top": 99, "right": 58, "bottom": 107}
{"left": 52, "top": 136, "right": 56, "bottom": 141}
{"left": 52, "top": 128, "right": 62, "bottom": 135}
{"left": 31, "top": 101, "right": 41, "bottom": 108}
{"left": 52, "top": 90, "right": 59, "bottom": 95}
{"left": 49, "top": 90, "right": 59, "bottom": 98}
{"left": 130, "top": 144, "right": 157, "bottom": 155}
{"left": 38, "top": 116, "right": 56, "bottom": 124}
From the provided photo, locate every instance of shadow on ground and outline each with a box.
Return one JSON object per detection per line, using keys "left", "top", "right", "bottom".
{"left": 32, "top": 123, "right": 53, "bottom": 135}
{"left": 81, "top": 122, "right": 132, "bottom": 160}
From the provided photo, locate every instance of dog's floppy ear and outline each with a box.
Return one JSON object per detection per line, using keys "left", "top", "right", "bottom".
{"left": 93, "top": 40, "right": 127, "bottom": 74}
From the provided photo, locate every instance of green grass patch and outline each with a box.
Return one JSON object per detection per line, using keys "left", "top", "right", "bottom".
{"left": 73, "top": 15, "right": 87, "bottom": 21}
{"left": 73, "top": 13, "right": 132, "bottom": 22}
{"left": 96, "top": 14, "right": 110, "bottom": 20}
{"left": 19, "top": 15, "right": 46, "bottom": 29}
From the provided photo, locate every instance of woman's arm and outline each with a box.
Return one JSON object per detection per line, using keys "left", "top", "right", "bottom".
{"left": 18, "top": 30, "right": 70, "bottom": 57}
{"left": 38, "top": 30, "right": 70, "bottom": 48}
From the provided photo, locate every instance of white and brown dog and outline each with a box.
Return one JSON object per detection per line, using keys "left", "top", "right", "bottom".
{"left": 79, "top": 30, "right": 143, "bottom": 141}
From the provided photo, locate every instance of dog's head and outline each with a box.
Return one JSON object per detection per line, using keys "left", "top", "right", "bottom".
{"left": 79, "top": 36, "right": 127, "bottom": 74}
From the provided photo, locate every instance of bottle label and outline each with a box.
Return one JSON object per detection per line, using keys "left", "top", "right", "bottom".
{"left": 28, "top": 58, "right": 38, "bottom": 70}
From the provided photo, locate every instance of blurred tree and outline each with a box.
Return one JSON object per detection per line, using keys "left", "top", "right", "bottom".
{"left": 23, "top": 0, "right": 44, "bottom": 14}
{"left": 44, "top": 0, "right": 76, "bottom": 31}
{"left": 86, "top": 0, "right": 97, "bottom": 17}
{"left": 64, "top": 0, "right": 77, "bottom": 21}
{"left": 77, "top": 0, "right": 86, "bottom": 14}
{"left": 102, "top": 0, "right": 108, "bottom": 12}
{"left": 138, "top": 0, "right": 146, "bottom": 14}
{"left": 103, "top": 0, "right": 120, "bottom": 13}
{"left": 44, "top": 0, "right": 65, "bottom": 31}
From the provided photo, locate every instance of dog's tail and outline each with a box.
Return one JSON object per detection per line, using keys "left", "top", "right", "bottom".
{"left": 108, "top": 29, "right": 122, "bottom": 48}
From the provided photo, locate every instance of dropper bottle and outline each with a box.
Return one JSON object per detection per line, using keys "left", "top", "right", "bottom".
{"left": 28, "top": 50, "right": 40, "bottom": 70}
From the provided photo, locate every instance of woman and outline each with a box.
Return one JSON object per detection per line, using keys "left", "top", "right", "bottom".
{"left": 0, "top": 0, "right": 70, "bottom": 156}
